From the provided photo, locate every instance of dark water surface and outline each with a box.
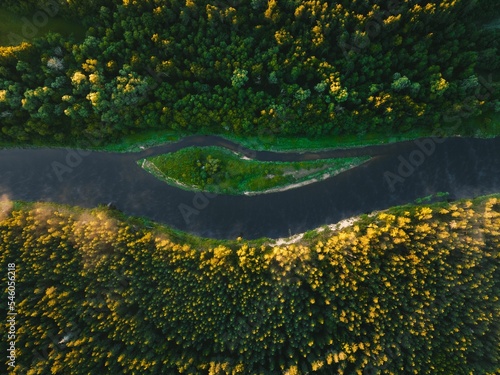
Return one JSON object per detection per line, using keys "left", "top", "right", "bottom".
{"left": 0, "top": 136, "right": 499, "bottom": 239}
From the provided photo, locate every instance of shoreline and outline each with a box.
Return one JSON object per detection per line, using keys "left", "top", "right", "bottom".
{"left": 268, "top": 211, "right": 381, "bottom": 247}
{"left": 1, "top": 111, "right": 499, "bottom": 154}
{"left": 6, "top": 193, "right": 499, "bottom": 244}
{"left": 1, "top": 132, "right": 498, "bottom": 154}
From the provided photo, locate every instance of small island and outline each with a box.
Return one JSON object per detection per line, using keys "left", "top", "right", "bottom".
{"left": 139, "top": 146, "right": 370, "bottom": 195}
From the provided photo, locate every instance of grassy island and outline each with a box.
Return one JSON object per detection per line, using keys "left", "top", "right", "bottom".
{"left": 140, "top": 146, "right": 370, "bottom": 194}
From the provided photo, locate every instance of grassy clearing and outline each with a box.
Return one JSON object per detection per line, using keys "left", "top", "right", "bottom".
{"left": 140, "top": 146, "right": 370, "bottom": 195}
{"left": 0, "top": 7, "right": 86, "bottom": 46}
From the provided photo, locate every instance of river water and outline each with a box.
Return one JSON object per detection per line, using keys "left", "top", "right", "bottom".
{"left": 0, "top": 136, "right": 499, "bottom": 239}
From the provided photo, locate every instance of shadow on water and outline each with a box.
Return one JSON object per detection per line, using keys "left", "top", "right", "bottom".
{"left": 0, "top": 136, "right": 499, "bottom": 239}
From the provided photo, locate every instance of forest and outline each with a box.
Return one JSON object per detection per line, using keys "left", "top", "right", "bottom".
{"left": 1, "top": 1, "right": 499, "bottom": 374}
{"left": 0, "top": 195, "right": 499, "bottom": 374}
{"left": 0, "top": 0, "right": 499, "bottom": 146}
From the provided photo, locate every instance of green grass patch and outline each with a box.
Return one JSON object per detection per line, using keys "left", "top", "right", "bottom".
{"left": 0, "top": 7, "right": 86, "bottom": 46}
{"left": 225, "top": 111, "right": 500, "bottom": 152}
{"left": 0, "top": 112, "right": 497, "bottom": 153}
{"left": 99, "top": 129, "right": 183, "bottom": 153}
{"left": 140, "top": 146, "right": 370, "bottom": 195}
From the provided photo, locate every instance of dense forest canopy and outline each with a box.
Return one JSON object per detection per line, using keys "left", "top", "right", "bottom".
{"left": 0, "top": 196, "right": 499, "bottom": 374}
{"left": 1, "top": 2, "right": 499, "bottom": 374}
{"left": 0, "top": 0, "right": 498, "bottom": 145}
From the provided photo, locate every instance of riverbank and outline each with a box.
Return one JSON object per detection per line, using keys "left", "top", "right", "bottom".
{"left": 99, "top": 111, "right": 500, "bottom": 152}
{"left": 6, "top": 192, "right": 499, "bottom": 247}
{"left": 89, "top": 111, "right": 500, "bottom": 152}
{"left": 139, "top": 146, "right": 370, "bottom": 195}
{"left": 266, "top": 192, "right": 500, "bottom": 247}
{"left": 1, "top": 113, "right": 498, "bottom": 153}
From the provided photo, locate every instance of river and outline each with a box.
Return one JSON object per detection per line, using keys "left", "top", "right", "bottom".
{"left": 0, "top": 136, "right": 499, "bottom": 239}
